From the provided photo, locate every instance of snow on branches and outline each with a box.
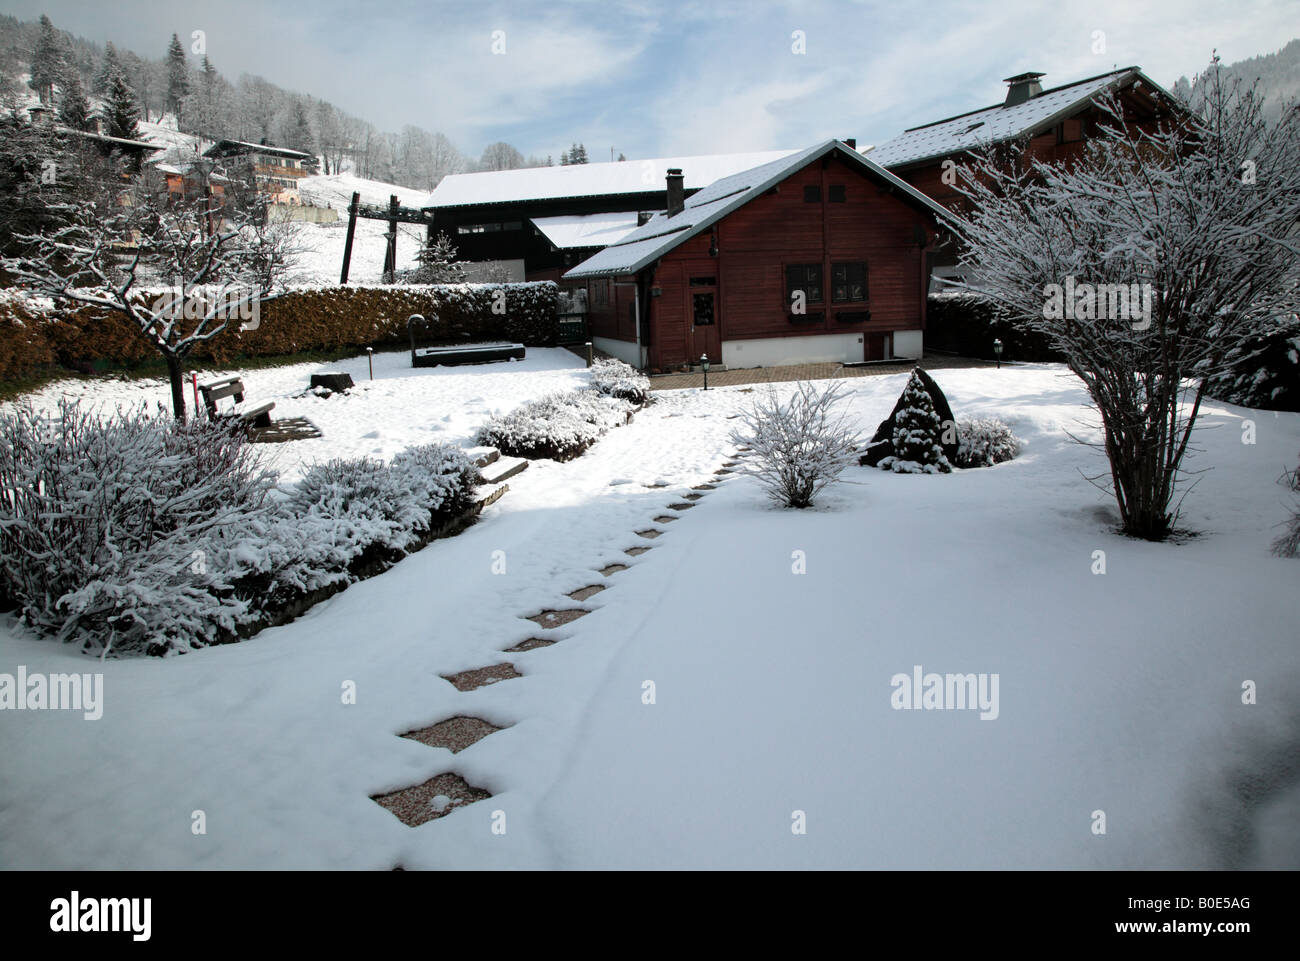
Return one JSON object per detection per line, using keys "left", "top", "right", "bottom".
{"left": 952, "top": 65, "right": 1300, "bottom": 539}
{"left": 729, "top": 381, "right": 864, "bottom": 508}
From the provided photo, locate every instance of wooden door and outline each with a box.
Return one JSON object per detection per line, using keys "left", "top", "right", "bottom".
{"left": 686, "top": 272, "right": 721, "bottom": 366}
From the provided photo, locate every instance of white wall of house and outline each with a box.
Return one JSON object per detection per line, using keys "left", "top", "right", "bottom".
{"left": 892, "top": 330, "right": 923, "bottom": 359}
{"left": 594, "top": 336, "right": 643, "bottom": 368}
{"left": 461, "top": 259, "right": 526, "bottom": 282}
{"left": 722, "top": 332, "right": 867, "bottom": 368}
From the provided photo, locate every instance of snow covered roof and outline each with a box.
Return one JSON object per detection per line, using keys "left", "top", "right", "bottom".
{"left": 867, "top": 67, "right": 1168, "bottom": 169}
{"left": 203, "top": 139, "right": 315, "bottom": 161}
{"left": 564, "top": 140, "right": 953, "bottom": 280}
{"left": 530, "top": 211, "right": 646, "bottom": 250}
{"left": 62, "top": 128, "right": 163, "bottom": 152}
{"left": 424, "top": 150, "right": 798, "bottom": 209}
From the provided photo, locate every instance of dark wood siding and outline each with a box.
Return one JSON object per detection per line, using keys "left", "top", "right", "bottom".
{"left": 647, "top": 154, "right": 932, "bottom": 369}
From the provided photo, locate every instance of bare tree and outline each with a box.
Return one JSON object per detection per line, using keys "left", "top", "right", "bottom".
{"left": 953, "top": 65, "right": 1300, "bottom": 540}
{"left": 1, "top": 178, "right": 294, "bottom": 420}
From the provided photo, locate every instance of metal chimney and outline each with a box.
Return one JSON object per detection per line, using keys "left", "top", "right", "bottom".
{"left": 1003, "top": 72, "right": 1045, "bottom": 107}
{"left": 665, "top": 168, "right": 684, "bottom": 218}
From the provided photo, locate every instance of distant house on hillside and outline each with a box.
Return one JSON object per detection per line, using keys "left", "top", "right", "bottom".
{"left": 563, "top": 140, "right": 951, "bottom": 372}
{"left": 201, "top": 139, "right": 318, "bottom": 205}
{"left": 420, "top": 150, "right": 798, "bottom": 284}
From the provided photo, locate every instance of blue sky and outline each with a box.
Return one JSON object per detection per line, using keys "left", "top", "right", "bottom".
{"left": 5, "top": 0, "right": 1296, "bottom": 161}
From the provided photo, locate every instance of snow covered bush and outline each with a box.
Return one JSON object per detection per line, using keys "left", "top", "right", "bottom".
{"left": 0, "top": 400, "right": 277, "bottom": 654}
{"left": 729, "top": 381, "right": 864, "bottom": 508}
{"left": 954, "top": 417, "right": 1022, "bottom": 469}
{"left": 478, "top": 389, "right": 631, "bottom": 461}
{"left": 288, "top": 457, "right": 429, "bottom": 563}
{"left": 879, "top": 371, "right": 953, "bottom": 474}
{"left": 590, "top": 357, "right": 650, "bottom": 406}
{"left": 389, "top": 443, "right": 482, "bottom": 520}
{"left": 1273, "top": 452, "right": 1300, "bottom": 559}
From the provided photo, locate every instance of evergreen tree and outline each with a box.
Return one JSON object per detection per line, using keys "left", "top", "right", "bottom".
{"left": 103, "top": 62, "right": 141, "bottom": 141}
{"left": 412, "top": 232, "right": 467, "bottom": 284}
{"left": 285, "top": 98, "right": 314, "bottom": 154}
{"left": 29, "top": 15, "right": 65, "bottom": 104}
{"left": 568, "top": 142, "right": 588, "bottom": 163}
{"left": 884, "top": 369, "right": 952, "bottom": 473}
{"left": 165, "top": 33, "right": 190, "bottom": 122}
{"left": 58, "top": 73, "right": 91, "bottom": 130}
{"left": 559, "top": 149, "right": 569, "bottom": 165}
{"left": 94, "top": 42, "right": 122, "bottom": 97}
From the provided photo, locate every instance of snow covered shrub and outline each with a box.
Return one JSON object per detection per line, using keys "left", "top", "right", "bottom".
{"left": 288, "top": 457, "right": 428, "bottom": 564}
{"left": 0, "top": 400, "right": 277, "bottom": 654}
{"left": 590, "top": 357, "right": 650, "bottom": 405}
{"left": 389, "top": 443, "right": 482, "bottom": 521}
{"left": 478, "top": 389, "right": 631, "bottom": 461}
{"left": 729, "top": 381, "right": 864, "bottom": 508}
{"left": 1274, "top": 452, "right": 1300, "bottom": 559}
{"left": 879, "top": 371, "right": 953, "bottom": 474}
{"left": 954, "top": 417, "right": 1021, "bottom": 469}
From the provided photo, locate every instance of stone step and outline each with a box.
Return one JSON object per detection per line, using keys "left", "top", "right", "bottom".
{"left": 467, "top": 446, "right": 501, "bottom": 469}
{"left": 480, "top": 456, "right": 529, "bottom": 485}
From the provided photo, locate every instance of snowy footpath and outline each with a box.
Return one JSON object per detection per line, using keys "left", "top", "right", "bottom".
{"left": 1, "top": 362, "right": 1298, "bottom": 869}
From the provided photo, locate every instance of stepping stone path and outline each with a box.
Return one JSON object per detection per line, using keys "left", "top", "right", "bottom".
{"left": 441, "top": 663, "right": 521, "bottom": 692}
{"left": 402, "top": 716, "right": 503, "bottom": 754}
{"left": 526, "top": 608, "right": 589, "bottom": 628}
{"left": 506, "top": 637, "right": 556, "bottom": 652}
{"left": 371, "top": 773, "right": 492, "bottom": 828}
{"left": 373, "top": 452, "right": 739, "bottom": 833}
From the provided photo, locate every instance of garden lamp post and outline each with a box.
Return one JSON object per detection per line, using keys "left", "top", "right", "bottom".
{"left": 993, "top": 338, "right": 1003, "bottom": 369}
{"left": 366, "top": 347, "right": 374, "bottom": 380}
{"left": 701, "top": 353, "right": 710, "bottom": 390}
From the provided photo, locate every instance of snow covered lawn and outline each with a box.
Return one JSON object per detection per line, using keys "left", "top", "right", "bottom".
{"left": 1, "top": 364, "right": 1297, "bottom": 869}
{"left": 1, "top": 347, "right": 591, "bottom": 482}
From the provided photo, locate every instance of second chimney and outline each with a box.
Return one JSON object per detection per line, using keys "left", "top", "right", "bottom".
{"left": 665, "top": 168, "right": 684, "bottom": 218}
{"left": 1003, "top": 71, "right": 1045, "bottom": 107}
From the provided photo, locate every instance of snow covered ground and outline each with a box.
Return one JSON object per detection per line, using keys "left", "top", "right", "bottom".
{"left": 1, "top": 363, "right": 1298, "bottom": 869}
{"left": 0, "top": 347, "right": 591, "bottom": 482}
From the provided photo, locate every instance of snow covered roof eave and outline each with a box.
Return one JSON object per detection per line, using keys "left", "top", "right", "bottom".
{"left": 564, "top": 140, "right": 956, "bottom": 281}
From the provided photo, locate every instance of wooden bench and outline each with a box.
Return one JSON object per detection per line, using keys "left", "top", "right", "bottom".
{"left": 198, "top": 376, "right": 275, "bottom": 428}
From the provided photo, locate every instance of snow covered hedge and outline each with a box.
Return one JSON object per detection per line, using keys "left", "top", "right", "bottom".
{"left": 954, "top": 417, "right": 1021, "bottom": 469}
{"left": 0, "top": 402, "right": 482, "bottom": 655}
{"left": 0, "top": 282, "right": 559, "bottom": 381}
{"left": 1204, "top": 318, "right": 1300, "bottom": 413}
{"left": 925, "top": 294, "right": 1063, "bottom": 363}
{"left": 478, "top": 389, "right": 633, "bottom": 461}
{"left": 589, "top": 358, "right": 650, "bottom": 405}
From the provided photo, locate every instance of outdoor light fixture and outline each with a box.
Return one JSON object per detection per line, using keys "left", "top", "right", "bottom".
{"left": 701, "top": 353, "right": 710, "bottom": 390}
{"left": 993, "top": 338, "right": 1003, "bottom": 369}
{"left": 367, "top": 346, "right": 374, "bottom": 380}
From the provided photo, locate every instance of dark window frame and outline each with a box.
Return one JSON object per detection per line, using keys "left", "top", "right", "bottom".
{"left": 785, "top": 263, "right": 824, "bottom": 309}
{"left": 828, "top": 184, "right": 847, "bottom": 203}
{"left": 830, "top": 261, "right": 868, "bottom": 304}
{"left": 803, "top": 185, "right": 822, "bottom": 203}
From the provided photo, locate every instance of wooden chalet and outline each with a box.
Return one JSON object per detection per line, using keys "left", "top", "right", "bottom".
{"left": 870, "top": 66, "right": 1180, "bottom": 207}
{"left": 202, "top": 139, "right": 318, "bottom": 204}
{"left": 562, "top": 140, "right": 952, "bottom": 372}
{"left": 867, "top": 66, "right": 1181, "bottom": 289}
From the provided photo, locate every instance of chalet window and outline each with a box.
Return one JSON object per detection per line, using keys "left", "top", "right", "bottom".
{"left": 785, "top": 264, "right": 823, "bottom": 307}
{"left": 831, "top": 262, "right": 867, "bottom": 303}
{"left": 803, "top": 185, "right": 822, "bottom": 202}
{"left": 592, "top": 279, "right": 609, "bottom": 308}
{"left": 828, "top": 184, "right": 846, "bottom": 203}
